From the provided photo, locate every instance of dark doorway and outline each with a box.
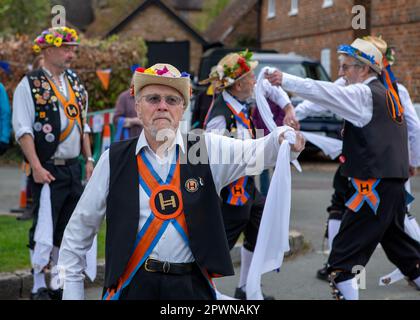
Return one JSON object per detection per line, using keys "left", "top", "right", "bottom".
{"left": 146, "top": 41, "right": 190, "bottom": 72}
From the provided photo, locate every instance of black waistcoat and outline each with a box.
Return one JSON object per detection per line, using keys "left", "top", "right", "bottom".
{"left": 341, "top": 79, "right": 409, "bottom": 179}
{"left": 205, "top": 94, "right": 256, "bottom": 204}
{"left": 104, "top": 135, "right": 234, "bottom": 288}
{"left": 27, "top": 69, "right": 87, "bottom": 162}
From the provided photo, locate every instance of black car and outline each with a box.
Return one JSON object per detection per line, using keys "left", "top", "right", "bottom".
{"left": 191, "top": 49, "right": 342, "bottom": 155}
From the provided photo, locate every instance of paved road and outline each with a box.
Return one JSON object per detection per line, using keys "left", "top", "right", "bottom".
{"left": 1, "top": 163, "right": 420, "bottom": 299}
{"left": 86, "top": 163, "right": 420, "bottom": 300}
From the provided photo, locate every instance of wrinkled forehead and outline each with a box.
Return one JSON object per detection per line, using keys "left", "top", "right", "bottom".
{"left": 338, "top": 54, "right": 357, "bottom": 65}
{"left": 140, "top": 84, "right": 183, "bottom": 97}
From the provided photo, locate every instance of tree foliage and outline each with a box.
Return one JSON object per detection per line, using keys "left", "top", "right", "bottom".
{"left": 0, "top": 0, "right": 50, "bottom": 37}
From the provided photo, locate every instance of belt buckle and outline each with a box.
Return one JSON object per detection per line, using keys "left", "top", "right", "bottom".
{"left": 54, "top": 159, "right": 66, "bottom": 166}
{"left": 163, "top": 261, "right": 170, "bottom": 274}
{"left": 144, "top": 258, "right": 157, "bottom": 272}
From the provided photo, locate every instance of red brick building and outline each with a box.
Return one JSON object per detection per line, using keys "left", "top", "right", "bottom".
{"left": 259, "top": 0, "right": 420, "bottom": 102}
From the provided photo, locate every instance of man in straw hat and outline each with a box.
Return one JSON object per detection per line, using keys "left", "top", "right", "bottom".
{"left": 291, "top": 35, "right": 420, "bottom": 286}
{"left": 271, "top": 37, "right": 420, "bottom": 299}
{"left": 57, "top": 63, "right": 305, "bottom": 300}
{"left": 202, "top": 50, "right": 299, "bottom": 300}
{"left": 12, "top": 26, "right": 93, "bottom": 300}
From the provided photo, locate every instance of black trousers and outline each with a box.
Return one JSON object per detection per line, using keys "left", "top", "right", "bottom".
{"left": 28, "top": 161, "right": 83, "bottom": 250}
{"left": 222, "top": 187, "right": 265, "bottom": 252}
{"left": 328, "top": 178, "right": 420, "bottom": 283}
{"left": 114, "top": 263, "right": 214, "bottom": 300}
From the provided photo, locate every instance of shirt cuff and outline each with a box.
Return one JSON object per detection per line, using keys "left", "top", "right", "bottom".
{"left": 83, "top": 123, "right": 92, "bottom": 134}
{"left": 15, "top": 127, "right": 34, "bottom": 142}
{"left": 63, "top": 281, "right": 85, "bottom": 300}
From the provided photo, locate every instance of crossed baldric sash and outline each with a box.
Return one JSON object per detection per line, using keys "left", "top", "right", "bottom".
{"left": 48, "top": 77, "right": 83, "bottom": 142}
{"left": 103, "top": 147, "right": 215, "bottom": 300}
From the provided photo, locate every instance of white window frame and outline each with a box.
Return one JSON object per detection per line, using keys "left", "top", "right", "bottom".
{"left": 322, "top": 0, "right": 334, "bottom": 8}
{"left": 288, "top": 0, "right": 298, "bottom": 16}
{"left": 267, "top": 0, "right": 276, "bottom": 19}
{"left": 321, "top": 48, "right": 331, "bottom": 77}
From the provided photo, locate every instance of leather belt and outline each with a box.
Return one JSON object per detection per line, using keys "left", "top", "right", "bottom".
{"left": 142, "top": 258, "right": 194, "bottom": 275}
{"left": 44, "top": 157, "right": 79, "bottom": 166}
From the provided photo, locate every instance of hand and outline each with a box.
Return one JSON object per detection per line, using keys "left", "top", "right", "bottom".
{"left": 409, "top": 166, "right": 417, "bottom": 177}
{"left": 85, "top": 161, "right": 94, "bottom": 181}
{"left": 283, "top": 104, "right": 300, "bottom": 130}
{"left": 123, "top": 118, "right": 132, "bottom": 128}
{"left": 265, "top": 69, "right": 283, "bottom": 86}
{"left": 32, "top": 165, "right": 55, "bottom": 184}
{"left": 291, "top": 131, "right": 306, "bottom": 153}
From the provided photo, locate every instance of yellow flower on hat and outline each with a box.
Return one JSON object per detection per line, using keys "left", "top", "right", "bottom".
{"left": 32, "top": 44, "right": 41, "bottom": 53}
{"left": 144, "top": 68, "right": 157, "bottom": 75}
{"left": 54, "top": 37, "right": 63, "bottom": 47}
{"left": 45, "top": 34, "right": 53, "bottom": 44}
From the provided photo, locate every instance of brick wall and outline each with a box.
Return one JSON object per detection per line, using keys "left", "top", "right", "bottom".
{"left": 260, "top": 0, "right": 355, "bottom": 80}
{"left": 371, "top": 0, "right": 420, "bottom": 101}
{"left": 116, "top": 4, "right": 203, "bottom": 74}
{"left": 259, "top": 0, "right": 420, "bottom": 101}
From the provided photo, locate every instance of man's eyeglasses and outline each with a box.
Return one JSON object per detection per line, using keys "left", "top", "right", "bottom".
{"left": 140, "top": 94, "right": 184, "bottom": 106}
{"left": 339, "top": 64, "right": 361, "bottom": 72}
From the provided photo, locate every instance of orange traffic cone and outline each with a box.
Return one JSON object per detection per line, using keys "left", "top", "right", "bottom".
{"left": 101, "top": 114, "right": 111, "bottom": 154}
{"left": 10, "top": 162, "right": 29, "bottom": 213}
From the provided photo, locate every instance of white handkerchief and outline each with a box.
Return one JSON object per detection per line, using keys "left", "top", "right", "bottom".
{"left": 246, "top": 140, "right": 291, "bottom": 299}
{"left": 32, "top": 184, "right": 53, "bottom": 273}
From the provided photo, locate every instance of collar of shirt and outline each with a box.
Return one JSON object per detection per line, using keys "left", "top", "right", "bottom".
{"left": 363, "top": 76, "right": 378, "bottom": 85}
{"left": 42, "top": 67, "right": 65, "bottom": 79}
{"left": 135, "top": 128, "right": 185, "bottom": 159}
{"left": 222, "top": 90, "right": 248, "bottom": 114}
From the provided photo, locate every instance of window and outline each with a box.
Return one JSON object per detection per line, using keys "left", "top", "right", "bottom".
{"left": 321, "top": 48, "right": 331, "bottom": 77}
{"left": 288, "top": 0, "right": 298, "bottom": 16}
{"left": 267, "top": 0, "right": 276, "bottom": 19}
{"left": 322, "top": 0, "right": 334, "bottom": 8}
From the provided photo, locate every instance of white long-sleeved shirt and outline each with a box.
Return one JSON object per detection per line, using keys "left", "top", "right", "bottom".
{"left": 294, "top": 77, "right": 420, "bottom": 167}
{"left": 206, "top": 81, "right": 291, "bottom": 133}
{"left": 59, "top": 126, "right": 289, "bottom": 299}
{"left": 12, "top": 68, "right": 90, "bottom": 159}
{"left": 282, "top": 73, "right": 375, "bottom": 128}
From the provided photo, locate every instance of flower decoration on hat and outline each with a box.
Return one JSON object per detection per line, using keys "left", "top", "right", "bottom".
{"left": 135, "top": 66, "right": 190, "bottom": 79}
{"left": 337, "top": 44, "right": 376, "bottom": 66}
{"left": 33, "top": 27, "right": 80, "bottom": 53}
{"left": 199, "top": 50, "right": 257, "bottom": 90}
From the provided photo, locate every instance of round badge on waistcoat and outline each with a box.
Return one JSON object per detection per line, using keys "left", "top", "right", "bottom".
{"left": 45, "top": 133, "right": 55, "bottom": 143}
{"left": 64, "top": 104, "right": 79, "bottom": 120}
{"left": 149, "top": 185, "right": 183, "bottom": 220}
{"left": 185, "top": 178, "right": 199, "bottom": 193}
{"left": 42, "top": 124, "right": 52, "bottom": 134}
{"left": 33, "top": 122, "right": 43, "bottom": 132}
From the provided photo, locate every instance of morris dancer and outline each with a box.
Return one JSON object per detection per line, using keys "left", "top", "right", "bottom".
{"left": 12, "top": 27, "right": 93, "bottom": 300}
{"left": 271, "top": 38, "right": 420, "bottom": 299}
{"left": 58, "top": 63, "right": 305, "bottom": 300}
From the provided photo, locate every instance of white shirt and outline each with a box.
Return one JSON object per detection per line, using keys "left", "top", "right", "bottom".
{"left": 59, "top": 126, "right": 286, "bottom": 299}
{"left": 294, "top": 77, "right": 420, "bottom": 167}
{"left": 206, "top": 82, "right": 291, "bottom": 134}
{"left": 282, "top": 73, "right": 375, "bottom": 128}
{"left": 12, "top": 68, "right": 90, "bottom": 159}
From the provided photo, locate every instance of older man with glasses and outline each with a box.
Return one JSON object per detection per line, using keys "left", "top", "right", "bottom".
{"left": 271, "top": 38, "right": 420, "bottom": 300}
{"left": 58, "top": 63, "right": 305, "bottom": 300}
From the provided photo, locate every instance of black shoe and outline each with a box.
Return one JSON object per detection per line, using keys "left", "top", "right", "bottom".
{"left": 30, "top": 287, "right": 51, "bottom": 300}
{"left": 234, "top": 287, "right": 275, "bottom": 300}
{"left": 49, "top": 288, "right": 63, "bottom": 300}
{"left": 407, "top": 279, "right": 420, "bottom": 291}
{"left": 316, "top": 264, "right": 329, "bottom": 281}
